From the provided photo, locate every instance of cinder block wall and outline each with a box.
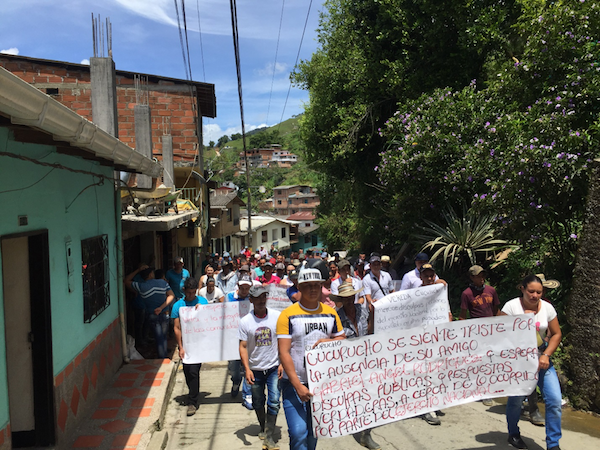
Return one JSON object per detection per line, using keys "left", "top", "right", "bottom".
{"left": 0, "top": 58, "right": 200, "bottom": 163}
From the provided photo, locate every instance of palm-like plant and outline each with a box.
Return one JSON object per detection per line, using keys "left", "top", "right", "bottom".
{"left": 416, "top": 207, "right": 516, "bottom": 270}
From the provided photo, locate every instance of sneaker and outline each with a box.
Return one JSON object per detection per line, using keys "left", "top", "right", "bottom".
{"left": 482, "top": 398, "right": 494, "bottom": 406}
{"left": 508, "top": 434, "right": 528, "bottom": 449}
{"left": 435, "top": 409, "right": 445, "bottom": 416}
{"left": 242, "top": 394, "right": 253, "bottom": 410}
{"left": 422, "top": 412, "right": 441, "bottom": 425}
{"left": 187, "top": 404, "right": 197, "bottom": 416}
{"left": 530, "top": 410, "right": 545, "bottom": 426}
{"left": 231, "top": 383, "right": 240, "bottom": 398}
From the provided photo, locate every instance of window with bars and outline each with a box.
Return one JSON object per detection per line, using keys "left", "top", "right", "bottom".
{"left": 82, "top": 234, "right": 110, "bottom": 323}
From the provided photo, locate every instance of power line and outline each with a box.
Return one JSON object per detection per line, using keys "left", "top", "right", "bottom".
{"left": 196, "top": 0, "right": 206, "bottom": 82}
{"left": 229, "top": 0, "right": 253, "bottom": 249}
{"left": 278, "top": 0, "right": 313, "bottom": 130}
{"left": 266, "top": 0, "right": 286, "bottom": 125}
{"left": 173, "top": 0, "right": 204, "bottom": 190}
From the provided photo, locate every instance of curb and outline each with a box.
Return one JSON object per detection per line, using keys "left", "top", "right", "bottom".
{"left": 146, "top": 358, "right": 180, "bottom": 449}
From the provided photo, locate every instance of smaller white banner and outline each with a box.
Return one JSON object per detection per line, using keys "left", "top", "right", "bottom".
{"left": 179, "top": 301, "right": 251, "bottom": 364}
{"left": 373, "top": 284, "right": 450, "bottom": 333}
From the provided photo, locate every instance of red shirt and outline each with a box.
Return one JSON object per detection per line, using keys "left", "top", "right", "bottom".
{"left": 256, "top": 274, "right": 281, "bottom": 285}
{"left": 460, "top": 285, "right": 499, "bottom": 318}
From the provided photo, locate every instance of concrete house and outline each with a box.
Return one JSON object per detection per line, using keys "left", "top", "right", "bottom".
{"left": 0, "top": 54, "right": 218, "bottom": 280}
{"left": 239, "top": 216, "right": 296, "bottom": 253}
{"left": 209, "top": 191, "right": 246, "bottom": 255}
{"left": 0, "top": 67, "right": 162, "bottom": 448}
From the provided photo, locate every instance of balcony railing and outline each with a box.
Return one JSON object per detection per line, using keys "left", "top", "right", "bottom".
{"left": 180, "top": 187, "right": 199, "bottom": 202}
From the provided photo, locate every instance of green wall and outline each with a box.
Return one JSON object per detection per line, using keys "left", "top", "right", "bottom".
{"left": 0, "top": 127, "right": 121, "bottom": 428}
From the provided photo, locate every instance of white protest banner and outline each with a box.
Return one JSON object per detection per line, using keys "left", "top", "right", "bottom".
{"left": 373, "top": 284, "right": 449, "bottom": 333}
{"left": 179, "top": 301, "right": 251, "bottom": 364}
{"left": 266, "top": 284, "right": 292, "bottom": 312}
{"left": 306, "top": 314, "right": 538, "bottom": 438}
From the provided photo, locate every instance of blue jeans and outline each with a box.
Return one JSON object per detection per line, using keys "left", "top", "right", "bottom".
{"left": 229, "top": 360, "right": 252, "bottom": 397}
{"left": 147, "top": 313, "right": 169, "bottom": 358}
{"left": 506, "top": 364, "right": 562, "bottom": 448}
{"left": 281, "top": 379, "right": 317, "bottom": 450}
{"left": 251, "top": 367, "right": 280, "bottom": 415}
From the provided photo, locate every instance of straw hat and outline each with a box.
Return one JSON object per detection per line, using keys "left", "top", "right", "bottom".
{"left": 330, "top": 279, "right": 363, "bottom": 300}
{"left": 536, "top": 274, "right": 560, "bottom": 289}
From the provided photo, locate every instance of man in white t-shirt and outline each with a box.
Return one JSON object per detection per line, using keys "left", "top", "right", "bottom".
{"left": 197, "top": 277, "right": 225, "bottom": 303}
{"left": 330, "top": 259, "right": 364, "bottom": 304}
{"left": 239, "top": 285, "right": 282, "bottom": 450}
{"left": 400, "top": 252, "right": 436, "bottom": 290}
{"left": 363, "top": 255, "right": 394, "bottom": 305}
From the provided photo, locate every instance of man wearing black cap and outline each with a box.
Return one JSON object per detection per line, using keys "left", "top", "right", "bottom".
{"left": 239, "top": 285, "right": 282, "bottom": 450}
{"left": 363, "top": 255, "right": 395, "bottom": 305}
{"left": 400, "top": 252, "right": 436, "bottom": 291}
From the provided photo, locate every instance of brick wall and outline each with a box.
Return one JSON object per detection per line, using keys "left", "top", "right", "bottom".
{"left": 1, "top": 58, "right": 200, "bottom": 163}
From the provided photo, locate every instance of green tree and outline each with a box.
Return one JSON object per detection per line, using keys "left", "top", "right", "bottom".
{"left": 249, "top": 129, "right": 281, "bottom": 149}
{"left": 292, "top": 0, "right": 522, "bottom": 251}
{"left": 217, "top": 135, "right": 230, "bottom": 148}
{"left": 208, "top": 140, "right": 215, "bottom": 149}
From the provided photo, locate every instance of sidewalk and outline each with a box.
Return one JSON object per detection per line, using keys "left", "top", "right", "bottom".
{"left": 66, "top": 358, "right": 178, "bottom": 450}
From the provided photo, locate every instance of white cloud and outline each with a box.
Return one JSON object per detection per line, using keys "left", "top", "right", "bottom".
{"left": 80, "top": 58, "right": 90, "bottom": 65}
{"left": 112, "top": 0, "right": 178, "bottom": 27}
{"left": 257, "top": 61, "right": 288, "bottom": 77}
{"left": 1, "top": 47, "right": 19, "bottom": 55}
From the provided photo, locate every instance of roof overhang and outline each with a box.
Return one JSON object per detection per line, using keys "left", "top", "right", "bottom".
{"left": 0, "top": 67, "right": 163, "bottom": 177}
{"left": 122, "top": 210, "right": 199, "bottom": 236}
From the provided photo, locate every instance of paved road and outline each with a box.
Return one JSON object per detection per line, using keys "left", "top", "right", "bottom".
{"left": 162, "top": 362, "right": 600, "bottom": 450}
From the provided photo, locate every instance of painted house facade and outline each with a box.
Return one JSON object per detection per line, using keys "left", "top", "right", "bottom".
{"left": 0, "top": 68, "right": 162, "bottom": 448}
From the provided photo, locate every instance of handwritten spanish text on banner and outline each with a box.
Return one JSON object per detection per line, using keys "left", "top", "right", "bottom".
{"left": 266, "top": 284, "right": 293, "bottom": 312}
{"left": 307, "top": 315, "right": 538, "bottom": 438}
{"left": 179, "top": 301, "right": 251, "bottom": 364}
{"left": 373, "top": 284, "right": 450, "bottom": 333}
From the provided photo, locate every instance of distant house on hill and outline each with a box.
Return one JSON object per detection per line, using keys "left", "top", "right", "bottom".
{"left": 236, "top": 144, "right": 298, "bottom": 170}
{"left": 273, "top": 185, "right": 320, "bottom": 216}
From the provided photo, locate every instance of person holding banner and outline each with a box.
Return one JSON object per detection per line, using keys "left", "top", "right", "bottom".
{"left": 400, "top": 252, "right": 437, "bottom": 290}
{"left": 419, "top": 263, "right": 451, "bottom": 425}
{"left": 501, "top": 275, "right": 563, "bottom": 450}
{"left": 330, "top": 279, "right": 380, "bottom": 449}
{"left": 239, "top": 285, "right": 282, "bottom": 450}
{"left": 277, "top": 265, "right": 345, "bottom": 450}
{"left": 226, "top": 274, "right": 254, "bottom": 405}
{"left": 172, "top": 277, "right": 209, "bottom": 416}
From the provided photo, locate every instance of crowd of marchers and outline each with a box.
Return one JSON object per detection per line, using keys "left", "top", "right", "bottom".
{"left": 124, "top": 248, "right": 564, "bottom": 450}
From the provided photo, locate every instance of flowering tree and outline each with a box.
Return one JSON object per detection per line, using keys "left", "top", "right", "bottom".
{"left": 377, "top": 0, "right": 600, "bottom": 408}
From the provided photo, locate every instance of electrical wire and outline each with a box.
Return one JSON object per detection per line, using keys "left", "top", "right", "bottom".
{"left": 266, "top": 0, "right": 286, "bottom": 125}
{"left": 229, "top": 0, "right": 253, "bottom": 247}
{"left": 173, "top": 0, "right": 190, "bottom": 81}
{"left": 196, "top": 0, "right": 206, "bottom": 82}
{"left": 173, "top": 0, "right": 203, "bottom": 191}
{"left": 278, "top": 0, "right": 314, "bottom": 130}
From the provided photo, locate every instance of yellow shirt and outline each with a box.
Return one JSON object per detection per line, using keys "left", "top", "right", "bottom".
{"left": 276, "top": 301, "right": 344, "bottom": 383}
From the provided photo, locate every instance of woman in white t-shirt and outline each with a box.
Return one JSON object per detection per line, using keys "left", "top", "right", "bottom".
{"left": 197, "top": 277, "right": 224, "bottom": 303}
{"left": 500, "top": 274, "right": 562, "bottom": 450}
{"left": 198, "top": 265, "right": 215, "bottom": 289}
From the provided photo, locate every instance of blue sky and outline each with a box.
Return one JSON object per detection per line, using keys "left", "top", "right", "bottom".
{"left": 0, "top": 0, "right": 324, "bottom": 144}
